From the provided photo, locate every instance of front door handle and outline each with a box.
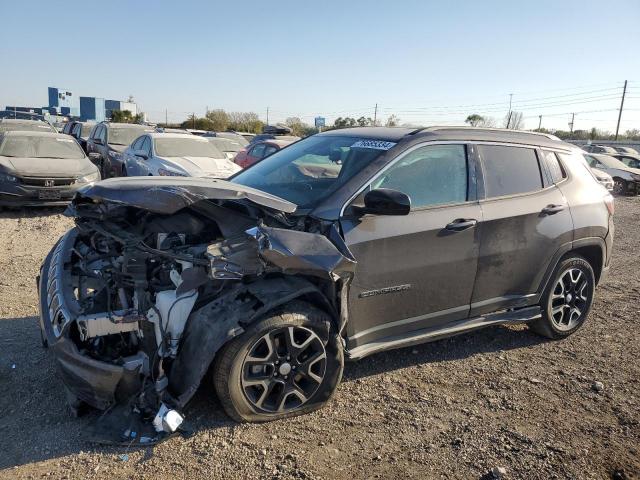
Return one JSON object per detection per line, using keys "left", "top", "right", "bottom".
{"left": 541, "top": 204, "right": 565, "bottom": 215}
{"left": 445, "top": 218, "right": 478, "bottom": 231}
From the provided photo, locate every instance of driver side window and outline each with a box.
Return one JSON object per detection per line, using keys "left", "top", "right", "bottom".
{"left": 373, "top": 144, "right": 468, "bottom": 209}
{"left": 251, "top": 144, "right": 266, "bottom": 159}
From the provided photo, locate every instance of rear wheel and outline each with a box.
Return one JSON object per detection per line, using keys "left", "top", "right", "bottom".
{"left": 213, "top": 301, "right": 343, "bottom": 422}
{"left": 531, "top": 255, "right": 595, "bottom": 339}
{"left": 613, "top": 178, "right": 627, "bottom": 196}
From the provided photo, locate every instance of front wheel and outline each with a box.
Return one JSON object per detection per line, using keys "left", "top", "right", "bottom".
{"left": 613, "top": 178, "right": 628, "bottom": 196}
{"left": 531, "top": 255, "right": 595, "bottom": 339}
{"left": 212, "top": 301, "right": 343, "bottom": 422}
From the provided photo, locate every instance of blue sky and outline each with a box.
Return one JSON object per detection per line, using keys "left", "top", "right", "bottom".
{"left": 1, "top": 0, "right": 639, "bottom": 131}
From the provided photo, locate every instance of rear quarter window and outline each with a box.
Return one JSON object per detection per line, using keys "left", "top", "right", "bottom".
{"left": 479, "top": 145, "right": 543, "bottom": 198}
{"left": 541, "top": 150, "right": 567, "bottom": 184}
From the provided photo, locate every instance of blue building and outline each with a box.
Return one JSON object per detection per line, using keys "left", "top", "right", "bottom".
{"left": 80, "top": 97, "right": 106, "bottom": 122}
{"left": 48, "top": 87, "right": 80, "bottom": 117}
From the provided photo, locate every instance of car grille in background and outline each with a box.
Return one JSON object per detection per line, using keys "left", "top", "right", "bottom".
{"left": 18, "top": 176, "right": 76, "bottom": 186}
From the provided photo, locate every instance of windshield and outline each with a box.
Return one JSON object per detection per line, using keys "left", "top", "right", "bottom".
{"left": 81, "top": 124, "right": 94, "bottom": 137}
{"left": 155, "top": 137, "right": 225, "bottom": 158}
{"left": 109, "top": 127, "right": 151, "bottom": 145}
{"left": 208, "top": 137, "right": 243, "bottom": 153}
{"left": 0, "top": 122, "right": 56, "bottom": 133}
{"left": 0, "top": 135, "right": 85, "bottom": 159}
{"left": 215, "top": 132, "right": 249, "bottom": 146}
{"left": 595, "top": 154, "right": 633, "bottom": 170}
{"left": 232, "top": 135, "right": 395, "bottom": 208}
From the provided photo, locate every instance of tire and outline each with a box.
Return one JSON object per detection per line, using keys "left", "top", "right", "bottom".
{"left": 213, "top": 301, "right": 343, "bottom": 422}
{"left": 531, "top": 254, "right": 595, "bottom": 339}
{"left": 612, "top": 178, "right": 628, "bottom": 196}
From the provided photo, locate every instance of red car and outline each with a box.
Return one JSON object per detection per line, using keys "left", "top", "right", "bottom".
{"left": 234, "top": 139, "right": 294, "bottom": 168}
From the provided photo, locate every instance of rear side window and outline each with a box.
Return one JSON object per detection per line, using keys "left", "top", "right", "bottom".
{"left": 479, "top": 145, "right": 542, "bottom": 198}
{"left": 542, "top": 150, "right": 567, "bottom": 184}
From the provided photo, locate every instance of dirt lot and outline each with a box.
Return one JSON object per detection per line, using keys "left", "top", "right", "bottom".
{"left": 0, "top": 198, "right": 638, "bottom": 480}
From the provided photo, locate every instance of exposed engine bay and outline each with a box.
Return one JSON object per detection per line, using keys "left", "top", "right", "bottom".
{"left": 38, "top": 178, "right": 355, "bottom": 444}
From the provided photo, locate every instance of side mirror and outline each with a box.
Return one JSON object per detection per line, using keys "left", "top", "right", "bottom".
{"left": 88, "top": 152, "right": 101, "bottom": 162}
{"left": 94, "top": 138, "right": 103, "bottom": 145}
{"left": 358, "top": 188, "right": 411, "bottom": 216}
{"left": 134, "top": 150, "right": 148, "bottom": 160}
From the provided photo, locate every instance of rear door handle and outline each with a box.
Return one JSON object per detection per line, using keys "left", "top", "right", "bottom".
{"left": 445, "top": 218, "right": 478, "bottom": 231}
{"left": 541, "top": 204, "right": 565, "bottom": 215}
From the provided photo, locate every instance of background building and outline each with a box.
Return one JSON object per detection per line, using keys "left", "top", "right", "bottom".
{"left": 4, "top": 88, "right": 138, "bottom": 123}
{"left": 47, "top": 87, "right": 80, "bottom": 117}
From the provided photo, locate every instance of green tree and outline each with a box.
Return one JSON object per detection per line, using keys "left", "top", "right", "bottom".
{"left": 227, "top": 112, "right": 264, "bottom": 133}
{"left": 334, "top": 117, "right": 356, "bottom": 128}
{"left": 110, "top": 109, "right": 143, "bottom": 123}
{"left": 205, "top": 109, "right": 230, "bottom": 131}
{"left": 285, "top": 117, "right": 314, "bottom": 137}
{"left": 465, "top": 114, "right": 485, "bottom": 127}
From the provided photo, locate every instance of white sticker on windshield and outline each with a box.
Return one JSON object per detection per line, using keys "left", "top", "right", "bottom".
{"left": 56, "top": 138, "right": 74, "bottom": 142}
{"left": 351, "top": 140, "right": 397, "bottom": 150}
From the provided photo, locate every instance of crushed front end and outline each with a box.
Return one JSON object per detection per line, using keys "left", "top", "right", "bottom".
{"left": 37, "top": 178, "right": 355, "bottom": 444}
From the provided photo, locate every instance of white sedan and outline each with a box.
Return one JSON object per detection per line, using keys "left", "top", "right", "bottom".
{"left": 122, "top": 132, "right": 241, "bottom": 178}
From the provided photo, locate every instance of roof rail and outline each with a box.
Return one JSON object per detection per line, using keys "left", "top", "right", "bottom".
{"left": 420, "top": 126, "right": 561, "bottom": 141}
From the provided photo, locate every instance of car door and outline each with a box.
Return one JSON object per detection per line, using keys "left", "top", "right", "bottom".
{"left": 126, "top": 136, "right": 146, "bottom": 175}
{"left": 469, "top": 144, "right": 574, "bottom": 317}
{"left": 340, "top": 143, "right": 482, "bottom": 349}
{"left": 137, "top": 136, "right": 153, "bottom": 175}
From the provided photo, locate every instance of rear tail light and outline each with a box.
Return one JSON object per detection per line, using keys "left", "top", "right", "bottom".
{"left": 604, "top": 194, "right": 615, "bottom": 216}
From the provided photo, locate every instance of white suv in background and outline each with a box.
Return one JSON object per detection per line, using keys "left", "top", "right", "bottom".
{"left": 122, "top": 132, "right": 241, "bottom": 178}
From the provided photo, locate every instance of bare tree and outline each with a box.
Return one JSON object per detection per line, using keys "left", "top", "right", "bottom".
{"left": 385, "top": 115, "right": 401, "bottom": 127}
{"left": 503, "top": 111, "right": 524, "bottom": 129}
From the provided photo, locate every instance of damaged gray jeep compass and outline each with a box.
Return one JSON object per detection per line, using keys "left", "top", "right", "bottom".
{"left": 38, "top": 127, "right": 614, "bottom": 442}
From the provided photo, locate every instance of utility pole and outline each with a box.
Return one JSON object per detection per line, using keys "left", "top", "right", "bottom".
{"left": 192, "top": 112, "right": 195, "bottom": 129}
{"left": 615, "top": 80, "right": 627, "bottom": 140}
{"left": 569, "top": 113, "right": 575, "bottom": 134}
{"left": 538, "top": 115, "right": 542, "bottom": 130}
{"left": 165, "top": 108, "right": 168, "bottom": 126}
{"left": 266, "top": 107, "right": 269, "bottom": 125}
{"left": 373, "top": 103, "right": 378, "bottom": 126}
{"left": 505, "top": 93, "right": 513, "bottom": 129}
{"left": 506, "top": 111, "right": 513, "bottom": 129}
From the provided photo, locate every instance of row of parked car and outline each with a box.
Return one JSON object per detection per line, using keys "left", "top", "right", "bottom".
{"left": 0, "top": 116, "right": 638, "bottom": 208}
{"left": 60, "top": 120, "right": 299, "bottom": 179}
{"left": 0, "top": 117, "right": 301, "bottom": 207}
{"left": 580, "top": 144, "right": 640, "bottom": 195}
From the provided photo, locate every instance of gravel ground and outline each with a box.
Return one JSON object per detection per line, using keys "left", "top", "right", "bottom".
{"left": 0, "top": 198, "right": 638, "bottom": 480}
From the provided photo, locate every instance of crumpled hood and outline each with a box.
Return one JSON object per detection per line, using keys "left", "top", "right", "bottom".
{"left": 73, "top": 176, "right": 297, "bottom": 214}
{"left": 0, "top": 155, "right": 94, "bottom": 176}
{"left": 163, "top": 156, "right": 241, "bottom": 177}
